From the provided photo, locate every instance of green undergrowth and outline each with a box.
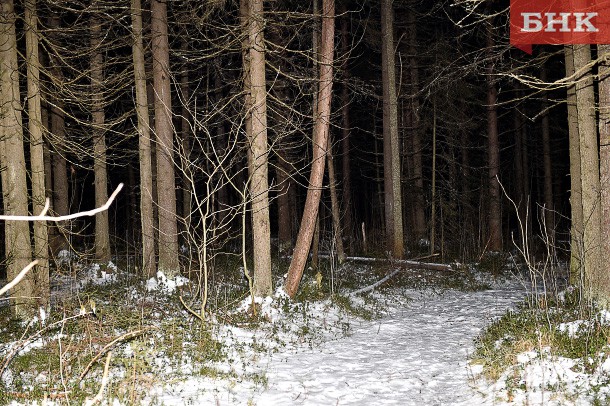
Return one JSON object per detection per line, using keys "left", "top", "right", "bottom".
{"left": 0, "top": 251, "right": 484, "bottom": 404}
{"left": 472, "top": 287, "right": 610, "bottom": 399}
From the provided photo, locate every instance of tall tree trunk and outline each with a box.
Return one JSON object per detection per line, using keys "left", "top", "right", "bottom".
{"left": 276, "top": 156, "right": 292, "bottom": 255}
{"left": 485, "top": 24, "right": 502, "bottom": 251}
{"left": 246, "top": 0, "right": 272, "bottom": 296}
{"left": 381, "top": 0, "right": 404, "bottom": 258}
{"left": 180, "top": 44, "right": 192, "bottom": 233}
{"left": 540, "top": 67, "right": 555, "bottom": 247}
{"left": 513, "top": 109, "right": 527, "bottom": 237}
{"left": 565, "top": 45, "right": 583, "bottom": 284}
{"left": 572, "top": 44, "right": 603, "bottom": 301}
{"left": 598, "top": 44, "right": 610, "bottom": 300}
{"left": 0, "top": 0, "right": 34, "bottom": 317}
{"left": 132, "top": 0, "right": 156, "bottom": 276}
{"left": 48, "top": 16, "right": 70, "bottom": 255}
{"left": 151, "top": 0, "right": 179, "bottom": 276}
{"left": 91, "top": 14, "right": 111, "bottom": 263}
{"left": 25, "top": 0, "right": 49, "bottom": 310}
{"left": 328, "top": 138, "right": 346, "bottom": 262}
{"left": 407, "top": 3, "right": 426, "bottom": 243}
{"left": 285, "top": 0, "right": 335, "bottom": 297}
{"left": 340, "top": 6, "right": 353, "bottom": 250}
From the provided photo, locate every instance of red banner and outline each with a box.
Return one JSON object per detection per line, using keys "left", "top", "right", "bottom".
{"left": 510, "top": 0, "right": 610, "bottom": 54}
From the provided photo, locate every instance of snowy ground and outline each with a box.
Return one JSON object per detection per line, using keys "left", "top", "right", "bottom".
{"left": 147, "top": 281, "right": 527, "bottom": 405}
{"left": 6, "top": 263, "right": 610, "bottom": 405}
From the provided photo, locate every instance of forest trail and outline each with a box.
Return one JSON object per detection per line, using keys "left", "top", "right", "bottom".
{"left": 247, "top": 284, "right": 525, "bottom": 405}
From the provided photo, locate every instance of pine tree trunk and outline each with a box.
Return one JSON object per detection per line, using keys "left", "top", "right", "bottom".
{"left": 340, "top": 8, "right": 353, "bottom": 250}
{"left": 572, "top": 44, "right": 603, "bottom": 301}
{"left": 0, "top": 0, "right": 34, "bottom": 317}
{"left": 327, "top": 140, "right": 346, "bottom": 263}
{"left": 91, "top": 14, "right": 111, "bottom": 263}
{"left": 151, "top": 0, "right": 179, "bottom": 276}
{"left": 132, "top": 0, "right": 156, "bottom": 276}
{"left": 48, "top": 16, "right": 70, "bottom": 255}
{"left": 540, "top": 67, "right": 555, "bottom": 247}
{"left": 565, "top": 46, "right": 582, "bottom": 284}
{"left": 276, "top": 156, "right": 293, "bottom": 255}
{"left": 381, "top": 0, "right": 404, "bottom": 258}
{"left": 285, "top": 0, "right": 335, "bottom": 297}
{"left": 247, "top": 0, "right": 272, "bottom": 297}
{"left": 180, "top": 50, "right": 192, "bottom": 233}
{"left": 407, "top": 3, "right": 426, "bottom": 243}
{"left": 598, "top": 44, "right": 610, "bottom": 300}
{"left": 25, "top": 0, "right": 49, "bottom": 309}
{"left": 485, "top": 25, "right": 502, "bottom": 252}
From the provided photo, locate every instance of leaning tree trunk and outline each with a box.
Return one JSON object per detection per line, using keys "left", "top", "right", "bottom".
{"left": 151, "top": 0, "right": 180, "bottom": 276}
{"left": 91, "top": 14, "right": 111, "bottom": 263}
{"left": 25, "top": 0, "right": 50, "bottom": 310}
{"left": 381, "top": 0, "right": 404, "bottom": 258}
{"left": 246, "top": 0, "right": 272, "bottom": 297}
{"left": 285, "top": 0, "right": 335, "bottom": 298}
{"left": 132, "top": 0, "right": 156, "bottom": 276}
{"left": 0, "top": 0, "right": 34, "bottom": 317}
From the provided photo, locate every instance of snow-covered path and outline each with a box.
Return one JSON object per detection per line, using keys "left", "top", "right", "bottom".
{"left": 251, "top": 286, "right": 524, "bottom": 405}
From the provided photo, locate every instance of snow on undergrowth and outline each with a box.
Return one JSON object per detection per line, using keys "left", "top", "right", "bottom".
{"left": 2, "top": 257, "right": 610, "bottom": 405}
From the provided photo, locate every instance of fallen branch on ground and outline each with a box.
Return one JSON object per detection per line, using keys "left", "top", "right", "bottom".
{"left": 347, "top": 268, "right": 402, "bottom": 296}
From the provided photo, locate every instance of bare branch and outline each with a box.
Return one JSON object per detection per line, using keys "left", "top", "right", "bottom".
{"left": 0, "top": 260, "right": 38, "bottom": 297}
{"left": 0, "top": 183, "right": 123, "bottom": 222}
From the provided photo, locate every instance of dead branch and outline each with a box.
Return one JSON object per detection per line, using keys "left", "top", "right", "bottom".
{"left": 0, "top": 260, "right": 38, "bottom": 296}
{"left": 78, "top": 328, "right": 149, "bottom": 382}
{"left": 0, "top": 183, "right": 123, "bottom": 222}
{"left": 84, "top": 351, "right": 113, "bottom": 406}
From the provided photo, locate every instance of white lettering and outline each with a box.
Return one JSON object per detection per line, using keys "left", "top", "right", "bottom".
{"left": 544, "top": 12, "right": 571, "bottom": 32}
{"left": 521, "top": 12, "right": 543, "bottom": 32}
{"left": 573, "top": 12, "right": 598, "bottom": 32}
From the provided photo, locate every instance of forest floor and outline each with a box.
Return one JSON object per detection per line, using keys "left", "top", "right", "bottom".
{"left": 2, "top": 254, "right": 610, "bottom": 405}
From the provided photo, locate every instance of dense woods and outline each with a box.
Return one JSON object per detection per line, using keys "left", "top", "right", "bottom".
{"left": 1, "top": 0, "right": 610, "bottom": 316}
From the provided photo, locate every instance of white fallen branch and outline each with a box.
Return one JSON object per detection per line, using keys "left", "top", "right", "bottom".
{"left": 347, "top": 268, "right": 402, "bottom": 296}
{"left": 0, "top": 183, "right": 123, "bottom": 222}
{"left": 84, "top": 351, "right": 113, "bottom": 406}
{"left": 0, "top": 260, "right": 38, "bottom": 297}
{"left": 315, "top": 253, "right": 454, "bottom": 272}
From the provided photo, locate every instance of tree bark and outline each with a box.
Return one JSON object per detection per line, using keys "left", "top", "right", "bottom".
{"left": 485, "top": 24, "right": 502, "bottom": 251}
{"left": 276, "top": 156, "right": 293, "bottom": 255}
{"left": 48, "top": 16, "right": 70, "bottom": 255}
{"left": 327, "top": 138, "right": 346, "bottom": 263}
{"left": 598, "top": 44, "right": 610, "bottom": 301}
{"left": 572, "top": 44, "right": 603, "bottom": 301}
{"left": 540, "top": 67, "right": 555, "bottom": 247}
{"left": 381, "top": 0, "right": 404, "bottom": 258}
{"left": 285, "top": 0, "right": 335, "bottom": 297}
{"left": 91, "top": 13, "right": 111, "bottom": 263}
{"left": 132, "top": 0, "right": 156, "bottom": 276}
{"left": 407, "top": 3, "right": 426, "bottom": 243}
{"left": 340, "top": 6, "right": 353, "bottom": 250}
{"left": 151, "top": 0, "right": 180, "bottom": 276}
{"left": 0, "top": 0, "right": 34, "bottom": 317}
{"left": 25, "top": 0, "right": 50, "bottom": 309}
{"left": 247, "top": 0, "right": 273, "bottom": 297}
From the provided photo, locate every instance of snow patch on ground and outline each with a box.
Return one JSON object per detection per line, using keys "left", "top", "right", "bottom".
{"left": 140, "top": 283, "right": 527, "bottom": 405}
{"left": 146, "top": 271, "right": 189, "bottom": 294}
